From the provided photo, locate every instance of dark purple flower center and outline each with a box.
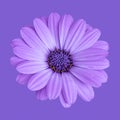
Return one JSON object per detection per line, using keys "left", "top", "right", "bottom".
{"left": 48, "top": 49, "right": 73, "bottom": 73}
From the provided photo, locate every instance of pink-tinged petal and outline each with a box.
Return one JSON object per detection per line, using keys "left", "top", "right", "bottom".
{"left": 41, "top": 17, "right": 48, "bottom": 25}
{"left": 98, "top": 70, "right": 108, "bottom": 83}
{"left": 16, "top": 61, "right": 48, "bottom": 74}
{"left": 48, "top": 13, "right": 61, "bottom": 49}
{"left": 13, "top": 46, "right": 46, "bottom": 61}
{"left": 70, "top": 67, "right": 108, "bottom": 88}
{"left": 59, "top": 93, "right": 71, "bottom": 108}
{"left": 28, "top": 69, "right": 52, "bottom": 91}
{"left": 62, "top": 73, "right": 77, "bottom": 104}
{"left": 11, "top": 38, "right": 27, "bottom": 48}
{"left": 16, "top": 74, "right": 31, "bottom": 85}
{"left": 20, "top": 27, "right": 48, "bottom": 53}
{"left": 64, "top": 19, "right": 86, "bottom": 52}
{"left": 36, "top": 87, "right": 48, "bottom": 100}
{"left": 74, "top": 59, "right": 110, "bottom": 70}
{"left": 33, "top": 18, "right": 56, "bottom": 50}
{"left": 75, "top": 80, "right": 94, "bottom": 102}
{"left": 75, "top": 29, "right": 101, "bottom": 52}
{"left": 73, "top": 48, "right": 108, "bottom": 61}
{"left": 47, "top": 73, "right": 62, "bottom": 100}
{"left": 92, "top": 40, "right": 109, "bottom": 50}
{"left": 59, "top": 15, "right": 73, "bottom": 49}
{"left": 10, "top": 56, "right": 24, "bottom": 66}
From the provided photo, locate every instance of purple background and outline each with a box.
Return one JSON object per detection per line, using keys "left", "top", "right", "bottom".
{"left": 0, "top": 0, "right": 119, "bottom": 119}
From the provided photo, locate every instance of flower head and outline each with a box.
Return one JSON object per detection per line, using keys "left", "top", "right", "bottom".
{"left": 11, "top": 13, "right": 109, "bottom": 108}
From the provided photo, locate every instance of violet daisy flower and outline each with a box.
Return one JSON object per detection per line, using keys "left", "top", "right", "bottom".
{"left": 11, "top": 13, "right": 109, "bottom": 108}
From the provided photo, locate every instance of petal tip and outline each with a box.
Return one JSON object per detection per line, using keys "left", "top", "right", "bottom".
{"left": 94, "top": 28, "right": 101, "bottom": 35}
{"left": 33, "top": 18, "right": 41, "bottom": 24}
{"left": 27, "top": 82, "right": 36, "bottom": 91}
{"left": 49, "top": 12, "right": 60, "bottom": 16}
{"left": 20, "top": 27, "right": 29, "bottom": 32}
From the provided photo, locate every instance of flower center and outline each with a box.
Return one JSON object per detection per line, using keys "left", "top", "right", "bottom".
{"left": 48, "top": 49, "right": 73, "bottom": 73}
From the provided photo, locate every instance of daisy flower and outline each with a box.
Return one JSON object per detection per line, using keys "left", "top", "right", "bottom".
{"left": 11, "top": 13, "right": 109, "bottom": 108}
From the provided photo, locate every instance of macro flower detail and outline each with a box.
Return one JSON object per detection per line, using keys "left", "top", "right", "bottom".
{"left": 11, "top": 13, "right": 109, "bottom": 108}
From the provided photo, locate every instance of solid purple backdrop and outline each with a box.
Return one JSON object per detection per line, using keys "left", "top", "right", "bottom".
{"left": 0, "top": 0, "right": 119, "bottom": 119}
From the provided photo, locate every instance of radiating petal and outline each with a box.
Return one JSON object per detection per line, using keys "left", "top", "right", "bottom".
{"left": 75, "top": 80, "right": 94, "bottom": 101}
{"left": 92, "top": 40, "right": 109, "bottom": 50}
{"left": 47, "top": 73, "right": 62, "bottom": 100}
{"left": 16, "top": 74, "right": 31, "bottom": 85}
{"left": 13, "top": 46, "right": 46, "bottom": 61}
{"left": 10, "top": 56, "right": 24, "bottom": 66}
{"left": 17, "top": 61, "right": 48, "bottom": 74}
{"left": 59, "top": 93, "right": 71, "bottom": 108}
{"left": 74, "top": 59, "right": 110, "bottom": 70}
{"left": 70, "top": 67, "right": 108, "bottom": 88}
{"left": 75, "top": 29, "right": 101, "bottom": 52}
{"left": 11, "top": 38, "right": 27, "bottom": 48}
{"left": 64, "top": 19, "right": 86, "bottom": 52}
{"left": 41, "top": 17, "right": 48, "bottom": 25}
{"left": 98, "top": 70, "right": 108, "bottom": 83}
{"left": 73, "top": 48, "right": 108, "bottom": 61}
{"left": 70, "top": 20, "right": 86, "bottom": 53}
{"left": 48, "top": 13, "right": 60, "bottom": 49}
{"left": 11, "top": 13, "right": 110, "bottom": 108}
{"left": 59, "top": 15, "right": 73, "bottom": 49}
{"left": 62, "top": 73, "right": 77, "bottom": 104}
{"left": 28, "top": 69, "right": 52, "bottom": 91}
{"left": 36, "top": 87, "right": 48, "bottom": 100}
{"left": 33, "top": 18, "right": 56, "bottom": 50}
{"left": 20, "top": 27, "right": 48, "bottom": 53}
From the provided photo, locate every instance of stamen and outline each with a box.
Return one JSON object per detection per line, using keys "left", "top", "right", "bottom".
{"left": 47, "top": 49, "right": 73, "bottom": 73}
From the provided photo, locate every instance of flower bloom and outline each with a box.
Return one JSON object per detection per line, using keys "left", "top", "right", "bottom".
{"left": 11, "top": 13, "right": 109, "bottom": 108}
